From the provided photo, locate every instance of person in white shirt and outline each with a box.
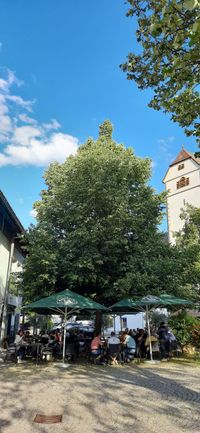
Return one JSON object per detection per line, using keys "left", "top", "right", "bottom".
{"left": 14, "top": 330, "right": 27, "bottom": 362}
{"left": 107, "top": 332, "right": 120, "bottom": 365}
{"left": 108, "top": 332, "right": 120, "bottom": 346}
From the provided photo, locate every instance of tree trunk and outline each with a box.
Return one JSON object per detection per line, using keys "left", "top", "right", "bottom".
{"left": 95, "top": 311, "right": 102, "bottom": 335}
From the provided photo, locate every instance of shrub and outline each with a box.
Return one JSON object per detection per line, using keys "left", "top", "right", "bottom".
{"left": 169, "top": 311, "right": 200, "bottom": 349}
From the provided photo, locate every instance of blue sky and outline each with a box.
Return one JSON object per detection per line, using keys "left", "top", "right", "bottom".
{"left": 0, "top": 0, "right": 196, "bottom": 229}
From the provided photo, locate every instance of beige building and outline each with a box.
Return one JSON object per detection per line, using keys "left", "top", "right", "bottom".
{"left": 163, "top": 148, "right": 200, "bottom": 244}
{"left": 0, "top": 191, "right": 24, "bottom": 341}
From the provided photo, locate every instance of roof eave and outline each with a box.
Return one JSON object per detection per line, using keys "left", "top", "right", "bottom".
{"left": 0, "top": 190, "right": 25, "bottom": 233}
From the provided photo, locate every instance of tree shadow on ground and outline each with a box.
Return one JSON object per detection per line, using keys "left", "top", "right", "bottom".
{"left": 0, "top": 361, "right": 199, "bottom": 433}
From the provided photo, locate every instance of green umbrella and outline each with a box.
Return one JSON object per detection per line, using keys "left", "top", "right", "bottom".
{"left": 23, "top": 289, "right": 106, "bottom": 364}
{"left": 110, "top": 294, "right": 194, "bottom": 313}
{"left": 158, "top": 294, "right": 194, "bottom": 307}
{"left": 110, "top": 294, "right": 194, "bottom": 362}
{"left": 24, "top": 289, "right": 106, "bottom": 315}
{"left": 108, "top": 297, "right": 140, "bottom": 314}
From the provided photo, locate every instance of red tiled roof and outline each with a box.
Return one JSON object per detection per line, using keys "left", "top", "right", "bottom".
{"left": 169, "top": 148, "right": 200, "bottom": 167}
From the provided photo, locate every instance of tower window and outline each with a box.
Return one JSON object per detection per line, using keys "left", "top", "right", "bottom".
{"left": 178, "top": 163, "right": 184, "bottom": 170}
{"left": 177, "top": 177, "right": 189, "bottom": 189}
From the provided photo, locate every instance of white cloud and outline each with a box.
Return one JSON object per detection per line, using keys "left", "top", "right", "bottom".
{"left": 13, "top": 125, "right": 41, "bottom": 146}
{"left": 151, "top": 160, "right": 157, "bottom": 169}
{"left": 0, "top": 115, "right": 12, "bottom": 134}
{"left": 29, "top": 209, "right": 37, "bottom": 218}
{"left": 43, "top": 118, "right": 60, "bottom": 130}
{"left": 0, "top": 68, "right": 79, "bottom": 166}
{"left": 18, "top": 113, "right": 36, "bottom": 125}
{"left": 6, "top": 94, "right": 34, "bottom": 111}
{"left": 157, "top": 137, "right": 175, "bottom": 163}
{"left": 3, "top": 132, "right": 78, "bottom": 166}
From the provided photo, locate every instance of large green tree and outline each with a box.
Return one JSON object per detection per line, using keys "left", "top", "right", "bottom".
{"left": 22, "top": 121, "right": 192, "bottom": 304}
{"left": 122, "top": 0, "right": 200, "bottom": 145}
{"left": 175, "top": 205, "right": 200, "bottom": 297}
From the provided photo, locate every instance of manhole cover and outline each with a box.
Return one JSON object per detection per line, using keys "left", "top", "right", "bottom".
{"left": 33, "top": 414, "right": 62, "bottom": 424}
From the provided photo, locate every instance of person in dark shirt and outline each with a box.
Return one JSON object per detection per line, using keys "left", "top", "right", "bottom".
{"left": 157, "top": 322, "right": 169, "bottom": 360}
{"left": 136, "top": 329, "right": 147, "bottom": 359}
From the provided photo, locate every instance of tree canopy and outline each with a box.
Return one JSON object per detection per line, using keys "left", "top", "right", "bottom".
{"left": 121, "top": 0, "right": 200, "bottom": 145}
{"left": 22, "top": 121, "right": 195, "bottom": 304}
{"left": 175, "top": 205, "right": 200, "bottom": 297}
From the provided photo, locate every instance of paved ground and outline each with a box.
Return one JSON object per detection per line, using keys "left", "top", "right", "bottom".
{"left": 0, "top": 360, "right": 199, "bottom": 433}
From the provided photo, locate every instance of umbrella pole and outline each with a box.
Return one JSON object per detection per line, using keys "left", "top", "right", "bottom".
{"left": 62, "top": 306, "right": 67, "bottom": 364}
{"left": 113, "top": 315, "right": 116, "bottom": 334}
{"left": 146, "top": 305, "right": 153, "bottom": 362}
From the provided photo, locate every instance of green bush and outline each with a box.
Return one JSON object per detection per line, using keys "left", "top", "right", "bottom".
{"left": 169, "top": 311, "right": 200, "bottom": 348}
{"left": 150, "top": 311, "right": 168, "bottom": 328}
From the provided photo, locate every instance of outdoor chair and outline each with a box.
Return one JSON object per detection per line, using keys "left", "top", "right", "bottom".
{"left": 107, "top": 344, "right": 120, "bottom": 365}
{"left": 41, "top": 349, "right": 53, "bottom": 362}
{"left": 89, "top": 350, "right": 102, "bottom": 365}
{"left": 1, "top": 344, "right": 17, "bottom": 364}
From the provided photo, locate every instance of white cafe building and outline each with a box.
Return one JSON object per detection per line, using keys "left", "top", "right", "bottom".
{"left": 0, "top": 190, "right": 25, "bottom": 341}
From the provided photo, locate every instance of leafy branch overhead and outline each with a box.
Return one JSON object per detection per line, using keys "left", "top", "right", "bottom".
{"left": 122, "top": 0, "right": 200, "bottom": 143}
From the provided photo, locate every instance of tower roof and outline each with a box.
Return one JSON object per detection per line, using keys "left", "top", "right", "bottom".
{"left": 163, "top": 148, "right": 200, "bottom": 183}
{"left": 169, "top": 148, "right": 200, "bottom": 167}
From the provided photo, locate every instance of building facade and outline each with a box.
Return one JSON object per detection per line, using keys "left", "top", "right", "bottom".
{"left": 0, "top": 191, "right": 24, "bottom": 341}
{"left": 163, "top": 148, "right": 200, "bottom": 244}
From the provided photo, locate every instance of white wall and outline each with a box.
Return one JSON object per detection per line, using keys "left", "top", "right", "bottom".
{"left": 167, "top": 187, "right": 200, "bottom": 243}
{"left": 11, "top": 247, "right": 24, "bottom": 274}
{"left": 0, "top": 231, "right": 10, "bottom": 301}
{"left": 164, "top": 159, "right": 200, "bottom": 243}
{"left": 105, "top": 313, "right": 144, "bottom": 335}
{"left": 164, "top": 158, "right": 200, "bottom": 183}
{"left": 0, "top": 231, "right": 24, "bottom": 339}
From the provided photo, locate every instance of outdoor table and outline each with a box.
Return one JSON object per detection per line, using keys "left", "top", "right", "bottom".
{"left": 25, "top": 342, "right": 42, "bottom": 364}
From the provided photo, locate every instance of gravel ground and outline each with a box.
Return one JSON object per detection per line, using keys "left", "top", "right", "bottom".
{"left": 0, "top": 360, "right": 199, "bottom": 433}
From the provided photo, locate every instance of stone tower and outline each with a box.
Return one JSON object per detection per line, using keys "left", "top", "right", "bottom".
{"left": 163, "top": 148, "right": 200, "bottom": 243}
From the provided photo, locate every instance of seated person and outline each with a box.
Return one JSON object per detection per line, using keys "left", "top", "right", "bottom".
{"left": 123, "top": 332, "right": 136, "bottom": 362}
{"left": 54, "top": 330, "right": 61, "bottom": 343}
{"left": 107, "top": 332, "right": 120, "bottom": 365}
{"left": 90, "top": 333, "right": 102, "bottom": 357}
{"left": 14, "top": 330, "right": 28, "bottom": 362}
{"left": 41, "top": 331, "right": 49, "bottom": 345}
{"left": 48, "top": 332, "right": 55, "bottom": 344}
{"left": 24, "top": 330, "right": 30, "bottom": 340}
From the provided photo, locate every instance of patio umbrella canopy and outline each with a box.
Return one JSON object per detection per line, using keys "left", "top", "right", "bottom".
{"left": 110, "top": 294, "right": 194, "bottom": 362}
{"left": 108, "top": 297, "right": 141, "bottom": 314}
{"left": 158, "top": 294, "right": 194, "bottom": 307}
{"left": 110, "top": 294, "right": 194, "bottom": 312}
{"left": 23, "top": 289, "right": 107, "bottom": 315}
